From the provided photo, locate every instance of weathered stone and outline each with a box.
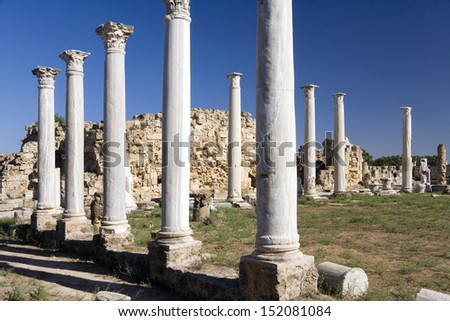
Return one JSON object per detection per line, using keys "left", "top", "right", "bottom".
{"left": 192, "top": 194, "right": 211, "bottom": 222}
{"left": 96, "top": 291, "right": 131, "bottom": 301}
{"left": 317, "top": 261, "right": 368, "bottom": 298}
{"left": 240, "top": 254, "right": 318, "bottom": 300}
{"left": 437, "top": 144, "right": 447, "bottom": 186}
{"left": 416, "top": 288, "right": 450, "bottom": 301}
{"left": 14, "top": 208, "right": 33, "bottom": 224}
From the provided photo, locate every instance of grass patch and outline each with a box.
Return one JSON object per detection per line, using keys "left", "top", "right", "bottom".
{"left": 125, "top": 194, "right": 449, "bottom": 299}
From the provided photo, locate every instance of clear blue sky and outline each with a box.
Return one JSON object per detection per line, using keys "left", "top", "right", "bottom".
{"left": 1, "top": 0, "right": 449, "bottom": 158}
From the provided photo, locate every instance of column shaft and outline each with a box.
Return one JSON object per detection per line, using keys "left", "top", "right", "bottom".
{"left": 239, "top": 0, "right": 317, "bottom": 301}
{"left": 227, "top": 72, "right": 243, "bottom": 201}
{"left": 401, "top": 107, "right": 413, "bottom": 192}
{"left": 33, "top": 67, "right": 60, "bottom": 211}
{"left": 60, "top": 50, "right": 90, "bottom": 217}
{"left": 96, "top": 22, "right": 134, "bottom": 234}
{"left": 159, "top": 2, "right": 193, "bottom": 243}
{"left": 301, "top": 85, "right": 318, "bottom": 196}
{"left": 333, "top": 93, "right": 346, "bottom": 194}
{"left": 255, "top": 0, "right": 299, "bottom": 255}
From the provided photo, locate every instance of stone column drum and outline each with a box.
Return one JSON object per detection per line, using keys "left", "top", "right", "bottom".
{"left": 301, "top": 84, "right": 319, "bottom": 196}
{"left": 56, "top": 50, "right": 93, "bottom": 241}
{"left": 401, "top": 107, "right": 413, "bottom": 192}
{"left": 227, "top": 72, "right": 243, "bottom": 202}
{"left": 239, "top": 0, "right": 317, "bottom": 301}
{"left": 149, "top": 0, "right": 201, "bottom": 278}
{"left": 31, "top": 66, "right": 61, "bottom": 232}
{"left": 96, "top": 22, "right": 134, "bottom": 245}
{"left": 333, "top": 93, "right": 347, "bottom": 195}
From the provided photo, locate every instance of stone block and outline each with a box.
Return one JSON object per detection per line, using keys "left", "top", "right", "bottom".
{"left": 0, "top": 211, "right": 15, "bottom": 219}
{"left": 14, "top": 208, "right": 33, "bottom": 224}
{"left": 317, "top": 261, "right": 368, "bottom": 298}
{"left": 96, "top": 291, "right": 131, "bottom": 301}
{"left": 31, "top": 210, "right": 62, "bottom": 232}
{"left": 149, "top": 240, "right": 202, "bottom": 282}
{"left": 56, "top": 218, "right": 93, "bottom": 242}
{"left": 416, "top": 288, "right": 450, "bottom": 301}
{"left": 239, "top": 253, "right": 318, "bottom": 300}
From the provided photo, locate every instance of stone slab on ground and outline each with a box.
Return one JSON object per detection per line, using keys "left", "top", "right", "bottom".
{"left": 96, "top": 291, "right": 131, "bottom": 301}
{"left": 234, "top": 202, "right": 253, "bottom": 209}
{"left": 416, "top": 288, "right": 450, "bottom": 301}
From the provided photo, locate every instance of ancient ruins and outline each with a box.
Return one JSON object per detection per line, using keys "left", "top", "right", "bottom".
{"left": 0, "top": 0, "right": 449, "bottom": 301}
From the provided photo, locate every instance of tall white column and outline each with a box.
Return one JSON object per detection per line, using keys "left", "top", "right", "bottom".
{"left": 333, "top": 93, "right": 347, "bottom": 194}
{"left": 149, "top": 0, "right": 201, "bottom": 278}
{"left": 57, "top": 50, "right": 92, "bottom": 241}
{"left": 158, "top": 0, "right": 193, "bottom": 244}
{"left": 31, "top": 66, "right": 60, "bottom": 232}
{"left": 96, "top": 22, "right": 134, "bottom": 241}
{"left": 227, "top": 72, "right": 243, "bottom": 202}
{"left": 401, "top": 107, "right": 413, "bottom": 192}
{"left": 239, "top": 0, "right": 317, "bottom": 301}
{"left": 301, "top": 84, "right": 319, "bottom": 196}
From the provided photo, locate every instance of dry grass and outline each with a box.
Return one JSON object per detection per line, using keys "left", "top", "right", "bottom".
{"left": 129, "top": 193, "right": 449, "bottom": 300}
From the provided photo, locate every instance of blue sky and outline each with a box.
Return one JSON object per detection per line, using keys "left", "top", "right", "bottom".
{"left": 0, "top": 0, "right": 449, "bottom": 158}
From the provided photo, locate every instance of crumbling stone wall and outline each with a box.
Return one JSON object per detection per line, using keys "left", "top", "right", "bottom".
{"left": 0, "top": 108, "right": 257, "bottom": 209}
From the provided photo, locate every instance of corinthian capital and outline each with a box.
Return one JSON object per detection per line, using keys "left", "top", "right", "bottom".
{"left": 32, "top": 66, "right": 60, "bottom": 89}
{"left": 163, "top": 0, "right": 191, "bottom": 20}
{"left": 96, "top": 21, "right": 134, "bottom": 51}
{"left": 59, "top": 50, "right": 90, "bottom": 73}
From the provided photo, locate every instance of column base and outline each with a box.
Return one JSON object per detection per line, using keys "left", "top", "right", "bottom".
{"left": 31, "top": 209, "right": 62, "bottom": 232}
{"left": 402, "top": 188, "right": 413, "bottom": 193}
{"left": 227, "top": 196, "right": 243, "bottom": 204}
{"left": 94, "top": 224, "right": 134, "bottom": 252}
{"left": 56, "top": 217, "right": 93, "bottom": 242}
{"left": 148, "top": 239, "right": 202, "bottom": 282}
{"left": 239, "top": 251, "right": 318, "bottom": 300}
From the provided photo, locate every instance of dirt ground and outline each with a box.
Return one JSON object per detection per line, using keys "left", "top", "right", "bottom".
{"left": 0, "top": 241, "right": 182, "bottom": 301}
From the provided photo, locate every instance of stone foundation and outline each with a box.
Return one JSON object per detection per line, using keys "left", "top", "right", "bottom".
{"left": 31, "top": 210, "right": 62, "bottom": 232}
{"left": 56, "top": 218, "right": 93, "bottom": 242}
{"left": 239, "top": 253, "right": 318, "bottom": 300}
{"left": 148, "top": 240, "right": 202, "bottom": 284}
{"left": 93, "top": 226, "right": 134, "bottom": 254}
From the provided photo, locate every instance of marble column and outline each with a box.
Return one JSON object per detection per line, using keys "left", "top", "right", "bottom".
{"left": 239, "top": 0, "right": 317, "bottom": 301}
{"left": 149, "top": 0, "right": 201, "bottom": 277}
{"left": 301, "top": 84, "right": 319, "bottom": 196}
{"left": 333, "top": 93, "right": 347, "bottom": 195}
{"left": 227, "top": 72, "right": 243, "bottom": 202}
{"left": 401, "top": 107, "right": 413, "bottom": 192}
{"left": 31, "top": 66, "right": 61, "bottom": 232}
{"left": 96, "top": 22, "right": 134, "bottom": 244}
{"left": 437, "top": 144, "right": 447, "bottom": 186}
{"left": 57, "top": 50, "right": 93, "bottom": 241}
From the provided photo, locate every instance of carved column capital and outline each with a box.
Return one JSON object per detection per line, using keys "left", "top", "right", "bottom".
{"left": 301, "top": 84, "right": 319, "bottom": 97}
{"left": 59, "top": 50, "right": 90, "bottom": 74}
{"left": 227, "top": 72, "right": 243, "bottom": 88}
{"left": 163, "top": 0, "right": 191, "bottom": 21}
{"left": 96, "top": 21, "right": 134, "bottom": 52}
{"left": 32, "top": 66, "right": 60, "bottom": 89}
{"left": 401, "top": 106, "right": 412, "bottom": 116}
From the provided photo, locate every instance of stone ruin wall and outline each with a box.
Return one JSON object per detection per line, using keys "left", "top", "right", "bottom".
{"left": 0, "top": 108, "right": 257, "bottom": 210}
{"left": 1, "top": 108, "right": 449, "bottom": 208}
